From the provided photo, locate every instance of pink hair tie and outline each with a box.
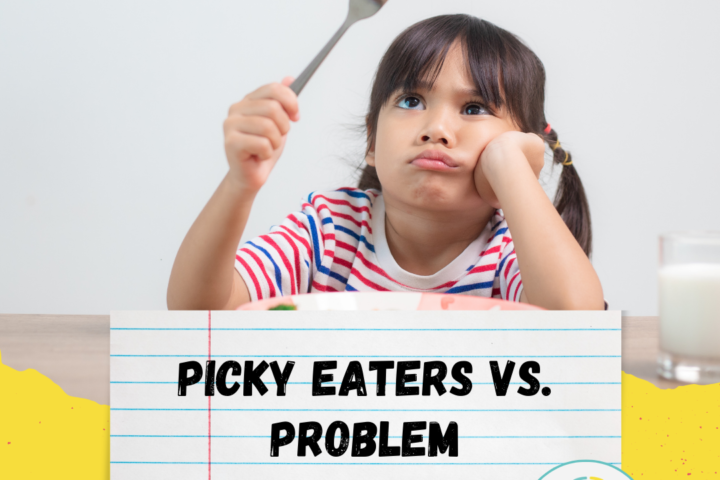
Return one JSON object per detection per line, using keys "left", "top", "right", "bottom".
{"left": 543, "top": 123, "right": 552, "bottom": 134}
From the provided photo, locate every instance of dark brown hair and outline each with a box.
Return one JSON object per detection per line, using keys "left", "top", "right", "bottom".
{"left": 358, "top": 14, "right": 592, "bottom": 256}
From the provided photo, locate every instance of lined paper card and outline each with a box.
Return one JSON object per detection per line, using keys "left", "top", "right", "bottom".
{"left": 110, "top": 310, "right": 621, "bottom": 480}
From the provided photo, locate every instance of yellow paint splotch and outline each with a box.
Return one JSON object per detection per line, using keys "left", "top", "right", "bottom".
{"left": 0, "top": 350, "right": 109, "bottom": 479}
{"left": 622, "top": 372, "right": 720, "bottom": 478}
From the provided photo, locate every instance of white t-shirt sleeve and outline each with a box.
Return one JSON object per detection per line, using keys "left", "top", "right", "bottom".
{"left": 234, "top": 204, "right": 321, "bottom": 302}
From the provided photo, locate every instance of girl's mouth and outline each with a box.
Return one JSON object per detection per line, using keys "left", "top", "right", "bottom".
{"left": 410, "top": 149, "right": 459, "bottom": 171}
{"left": 410, "top": 158, "right": 459, "bottom": 171}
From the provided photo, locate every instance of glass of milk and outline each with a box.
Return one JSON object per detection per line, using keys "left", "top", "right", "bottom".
{"left": 658, "top": 232, "right": 720, "bottom": 384}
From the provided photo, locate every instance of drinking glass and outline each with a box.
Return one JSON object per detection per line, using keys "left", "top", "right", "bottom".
{"left": 658, "top": 232, "right": 720, "bottom": 384}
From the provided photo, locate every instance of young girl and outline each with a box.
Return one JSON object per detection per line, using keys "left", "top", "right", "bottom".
{"left": 167, "top": 14, "right": 604, "bottom": 310}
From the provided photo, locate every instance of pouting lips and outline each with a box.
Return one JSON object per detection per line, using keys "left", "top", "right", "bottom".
{"left": 410, "top": 149, "right": 459, "bottom": 170}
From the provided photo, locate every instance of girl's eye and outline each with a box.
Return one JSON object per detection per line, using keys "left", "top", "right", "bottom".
{"left": 396, "top": 95, "right": 489, "bottom": 115}
{"left": 464, "top": 103, "right": 488, "bottom": 115}
{"left": 397, "top": 95, "right": 424, "bottom": 110}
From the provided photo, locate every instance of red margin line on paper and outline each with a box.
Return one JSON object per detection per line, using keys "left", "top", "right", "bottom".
{"left": 208, "top": 310, "right": 212, "bottom": 479}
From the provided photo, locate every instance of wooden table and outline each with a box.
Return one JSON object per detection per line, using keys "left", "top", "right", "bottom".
{"left": 0, "top": 314, "right": 683, "bottom": 405}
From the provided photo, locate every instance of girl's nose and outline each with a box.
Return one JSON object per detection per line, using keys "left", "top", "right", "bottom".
{"left": 421, "top": 133, "right": 450, "bottom": 146}
{"left": 419, "top": 110, "right": 455, "bottom": 147}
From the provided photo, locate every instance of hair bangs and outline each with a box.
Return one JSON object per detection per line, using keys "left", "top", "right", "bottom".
{"left": 377, "top": 23, "right": 458, "bottom": 107}
{"left": 370, "top": 15, "right": 515, "bottom": 125}
{"left": 463, "top": 20, "right": 507, "bottom": 116}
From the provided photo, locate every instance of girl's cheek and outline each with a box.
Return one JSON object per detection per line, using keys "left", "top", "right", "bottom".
{"left": 472, "top": 138, "right": 494, "bottom": 163}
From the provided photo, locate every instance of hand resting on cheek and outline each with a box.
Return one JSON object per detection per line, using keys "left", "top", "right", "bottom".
{"left": 474, "top": 132, "right": 546, "bottom": 209}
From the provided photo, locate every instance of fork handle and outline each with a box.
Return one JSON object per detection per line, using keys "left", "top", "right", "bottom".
{"left": 290, "top": 16, "right": 354, "bottom": 96}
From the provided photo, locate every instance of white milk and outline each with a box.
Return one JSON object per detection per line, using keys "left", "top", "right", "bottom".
{"left": 659, "top": 264, "right": 720, "bottom": 359}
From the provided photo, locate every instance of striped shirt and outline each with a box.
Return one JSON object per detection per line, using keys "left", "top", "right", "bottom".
{"left": 235, "top": 188, "right": 523, "bottom": 302}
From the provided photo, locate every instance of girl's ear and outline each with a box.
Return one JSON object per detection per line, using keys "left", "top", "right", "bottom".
{"left": 365, "top": 148, "right": 376, "bottom": 167}
{"left": 365, "top": 128, "right": 376, "bottom": 166}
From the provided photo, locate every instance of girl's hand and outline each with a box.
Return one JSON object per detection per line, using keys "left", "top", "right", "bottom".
{"left": 223, "top": 76, "right": 300, "bottom": 193}
{"left": 474, "top": 131, "right": 545, "bottom": 208}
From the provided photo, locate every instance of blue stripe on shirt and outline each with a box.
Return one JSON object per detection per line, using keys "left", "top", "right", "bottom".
{"left": 336, "top": 188, "right": 371, "bottom": 201}
{"left": 305, "top": 210, "right": 348, "bottom": 286}
{"left": 445, "top": 281, "right": 495, "bottom": 294}
{"left": 306, "top": 215, "right": 323, "bottom": 270}
{"left": 334, "top": 225, "right": 375, "bottom": 253}
{"left": 317, "top": 264, "right": 349, "bottom": 285}
{"left": 247, "top": 241, "right": 283, "bottom": 296}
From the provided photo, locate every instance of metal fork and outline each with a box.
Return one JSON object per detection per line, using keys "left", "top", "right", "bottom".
{"left": 290, "top": 0, "right": 388, "bottom": 95}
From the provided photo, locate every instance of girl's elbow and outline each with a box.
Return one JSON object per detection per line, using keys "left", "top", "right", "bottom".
{"left": 559, "top": 288, "right": 605, "bottom": 311}
{"left": 559, "top": 275, "right": 605, "bottom": 310}
{"left": 530, "top": 286, "right": 605, "bottom": 311}
{"left": 561, "top": 298, "right": 605, "bottom": 311}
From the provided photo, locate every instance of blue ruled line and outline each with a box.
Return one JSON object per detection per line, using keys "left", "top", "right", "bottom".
{"left": 110, "top": 461, "right": 622, "bottom": 465}
{"left": 111, "top": 328, "right": 620, "bottom": 331}
{"left": 111, "top": 408, "right": 620, "bottom": 412}
{"left": 111, "top": 434, "right": 620, "bottom": 439}
{"left": 110, "top": 381, "right": 621, "bottom": 385}
{"left": 111, "top": 354, "right": 620, "bottom": 358}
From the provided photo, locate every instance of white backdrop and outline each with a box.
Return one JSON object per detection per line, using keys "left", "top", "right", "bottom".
{"left": 2, "top": 0, "right": 719, "bottom": 315}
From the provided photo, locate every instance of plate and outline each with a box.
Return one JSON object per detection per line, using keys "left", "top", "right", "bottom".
{"left": 236, "top": 292, "right": 542, "bottom": 311}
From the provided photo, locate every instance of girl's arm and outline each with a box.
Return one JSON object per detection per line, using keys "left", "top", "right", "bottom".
{"left": 476, "top": 132, "right": 604, "bottom": 310}
{"left": 167, "top": 77, "right": 299, "bottom": 310}
{"left": 167, "top": 174, "right": 254, "bottom": 310}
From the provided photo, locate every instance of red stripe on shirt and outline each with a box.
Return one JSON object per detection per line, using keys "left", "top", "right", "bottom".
{"left": 236, "top": 253, "right": 263, "bottom": 301}
{"left": 312, "top": 195, "right": 372, "bottom": 215}
{"left": 335, "top": 240, "right": 359, "bottom": 254}
{"left": 279, "top": 225, "right": 313, "bottom": 264}
{"left": 287, "top": 214, "right": 319, "bottom": 258}
{"left": 312, "top": 280, "right": 339, "bottom": 292}
{"left": 260, "top": 234, "right": 296, "bottom": 295}
{"left": 508, "top": 272, "right": 521, "bottom": 301}
{"left": 318, "top": 206, "right": 372, "bottom": 233}
{"left": 287, "top": 213, "right": 310, "bottom": 235}
{"left": 243, "top": 247, "right": 276, "bottom": 297}
{"left": 270, "top": 230, "right": 302, "bottom": 294}
{"left": 504, "top": 257, "right": 516, "bottom": 280}
{"left": 332, "top": 257, "right": 353, "bottom": 270}
{"left": 355, "top": 250, "right": 458, "bottom": 291}
{"left": 513, "top": 279, "right": 523, "bottom": 302}
{"left": 468, "top": 263, "right": 497, "bottom": 274}
{"left": 350, "top": 267, "right": 390, "bottom": 291}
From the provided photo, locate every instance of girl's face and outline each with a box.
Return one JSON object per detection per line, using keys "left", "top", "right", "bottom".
{"left": 366, "top": 41, "right": 519, "bottom": 215}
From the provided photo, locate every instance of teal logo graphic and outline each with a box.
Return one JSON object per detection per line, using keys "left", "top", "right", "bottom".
{"left": 539, "top": 460, "right": 634, "bottom": 480}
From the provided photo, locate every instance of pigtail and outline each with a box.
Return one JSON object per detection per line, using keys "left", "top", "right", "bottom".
{"left": 543, "top": 128, "right": 593, "bottom": 257}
